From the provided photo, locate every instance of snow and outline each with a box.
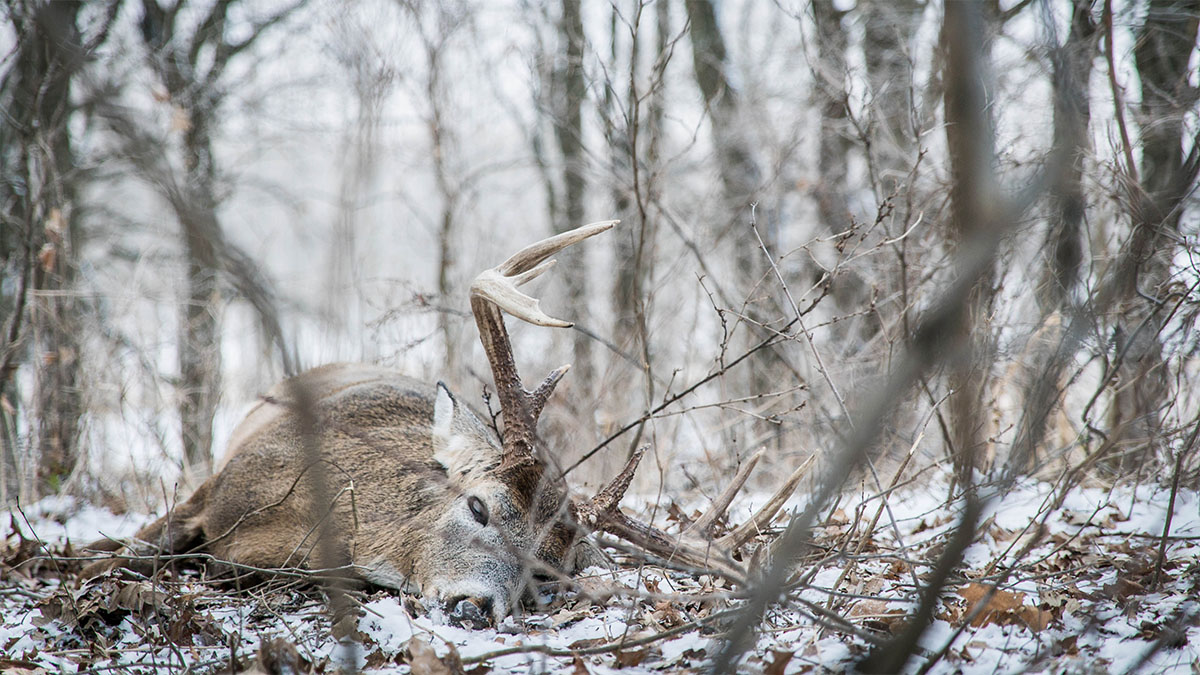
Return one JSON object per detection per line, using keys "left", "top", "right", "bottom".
{"left": 3, "top": 476, "right": 1199, "bottom": 673}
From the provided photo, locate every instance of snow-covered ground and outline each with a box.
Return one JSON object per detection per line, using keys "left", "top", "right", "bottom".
{"left": 2, "top": 473, "right": 1198, "bottom": 673}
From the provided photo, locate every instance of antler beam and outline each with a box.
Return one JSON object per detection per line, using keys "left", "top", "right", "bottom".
{"left": 470, "top": 220, "right": 617, "bottom": 462}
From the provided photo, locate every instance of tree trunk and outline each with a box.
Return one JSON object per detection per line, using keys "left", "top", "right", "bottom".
{"left": 1107, "top": 0, "right": 1199, "bottom": 471}
{"left": 608, "top": 2, "right": 638, "bottom": 346}
{"left": 1040, "top": 0, "right": 1096, "bottom": 311}
{"left": 684, "top": 0, "right": 762, "bottom": 242}
{"left": 177, "top": 111, "right": 223, "bottom": 476}
{"left": 554, "top": 0, "right": 593, "bottom": 388}
{"left": 811, "top": 0, "right": 850, "bottom": 234}
{"left": 1011, "top": 0, "right": 1097, "bottom": 473}
{"left": 942, "top": 3, "right": 998, "bottom": 484}
{"left": 863, "top": 0, "right": 922, "bottom": 194}
{"left": 0, "top": 1, "right": 87, "bottom": 497}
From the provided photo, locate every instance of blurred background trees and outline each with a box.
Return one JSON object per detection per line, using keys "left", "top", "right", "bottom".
{"left": 1, "top": 0, "right": 1197, "bottom": 507}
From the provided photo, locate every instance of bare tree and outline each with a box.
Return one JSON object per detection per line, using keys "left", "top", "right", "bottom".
{"left": 942, "top": 0, "right": 998, "bottom": 485}
{"left": 1040, "top": 0, "right": 1097, "bottom": 311}
{"left": 684, "top": 0, "right": 762, "bottom": 252}
{"left": 863, "top": 0, "right": 923, "bottom": 195}
{"left": 606, "top": 1, "right": 640, "bottom": 347}
{"left": 0, "top": 0, "right": 118, "bottom": 498}
{"left": 1107, "top": 0, "right": 1199, "bottom": 471}
{"left": 396, "top": 1, "right": 469, "bottom": 375}
{"left": 810, "top": 0, "right": 850, "bottom": 235}
{"left": 552, "top": 0, "right": 595, "bottom": 389}
{"left": 684, "top": 0, "right": 781, "bottom": 421}
{"left": 326, "top": 8, "right": 396, "bottom": 346}
{"left": 605, "top": 1, "right": 669, "bottom": 397}
{"left": 107, "top": 0, "right": 307, "bottom": 476}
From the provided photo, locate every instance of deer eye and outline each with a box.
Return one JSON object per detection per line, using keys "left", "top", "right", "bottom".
{"left": 467, "top": 496, "right": 489, "bottom": 526}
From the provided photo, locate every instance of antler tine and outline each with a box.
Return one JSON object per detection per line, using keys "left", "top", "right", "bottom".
{"left": 716, "top": 455, "right": 813, "bottom": 549}
{"left": 470, "top": 220, "right": 617, "bottom": 461}
{"left": 576, "top": 445, "right": 647, "bottom": 527}
{"left": 686, "top": 449, "right": 764, "bottom": 537}
{"left": 495, "top": 220, "right": 618, "bottom": 277}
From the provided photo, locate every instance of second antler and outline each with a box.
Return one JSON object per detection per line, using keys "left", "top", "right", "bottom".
{"left": 576, "top": 448, "right": 813, "bottom": 582}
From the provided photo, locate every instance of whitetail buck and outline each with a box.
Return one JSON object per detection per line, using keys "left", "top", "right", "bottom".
{"left": 84, "top": 221, "right": 808, "bottom": 623}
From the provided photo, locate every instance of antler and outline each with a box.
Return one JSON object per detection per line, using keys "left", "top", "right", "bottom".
{"left": 470, "top": 219, "right": 809, "bottom": 583}
{"left": 576, "top": 449, "right": 815, "bottom": 583}
{"left": 470, "top": 220, "right": 618, "bottom": 463}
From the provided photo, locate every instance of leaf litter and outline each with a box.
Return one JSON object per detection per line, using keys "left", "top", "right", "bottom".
{"left": 1, "top": 473, "right": 1198, "bottom": 673}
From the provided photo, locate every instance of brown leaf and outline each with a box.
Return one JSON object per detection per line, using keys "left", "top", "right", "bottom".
{"left": 552, "top": 606, "right": 590, "bottom": 628}
{"left": 569, "top": 638, "right": 607, "bottom": 650}
{"left": 571, "top": 654, "right": 590, "bottom": 675}
{"left": 957, "top": 583, "right": 1050, "bottom": 631}
{"left": 258, "top": 637, "right": 312, "bottom": 674}
{"left": 113, "top": 581, "right": 166, "bottom": 614}
{"left": 405, "top": 638, "right": 463, "bottom": 675}
{"left": 614, "top": 648, "right": 650, "bottom": 668}
{"left": 330, "top": 611, "right": 367, "bottom": 642}
{"left": 1103, "top": 577, "right": 1145, "bottom": 602}
{"left": 650, "top": 600, "right": 684, "bottom": 628}
{"left": 764, "top": 650, "right": 793, "bottom": 675}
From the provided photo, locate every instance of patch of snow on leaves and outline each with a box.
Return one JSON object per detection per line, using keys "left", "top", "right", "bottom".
{"left": 11, "top": 494, "right": 149, "bottom": 545}
{"left": 3, "top": 476, "right": 1199, "bottom": 673}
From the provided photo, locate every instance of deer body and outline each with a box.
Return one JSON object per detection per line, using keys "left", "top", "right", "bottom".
{"left": 91, "top": 364, "right": 577, "bottom": 620}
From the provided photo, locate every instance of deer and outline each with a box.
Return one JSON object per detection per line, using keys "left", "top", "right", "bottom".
{"left": 83, "top": 221, "right": 810, "bottom": 624}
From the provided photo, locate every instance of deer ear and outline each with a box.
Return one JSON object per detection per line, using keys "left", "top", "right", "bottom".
{"left": 431, "top": 382, "right": 502, "bottom": 475}
{"left": 432, "top": 382, "right": 455, "bottom": 446}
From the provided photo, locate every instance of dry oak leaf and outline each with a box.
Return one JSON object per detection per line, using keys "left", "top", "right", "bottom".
{"left": 405, "top": 638, "right": 464, "bottom": 675}
{"left": 956, "top": 583, "right": 1052, "bottom": 631}
{"left": 764, "top": 649, "right": 794, "bottom": 675}
{"left": 850, "top": 599, "right": 907, "bottom": 633}
{"left": 614, "top": 647, "right": 651, "bottom": 668}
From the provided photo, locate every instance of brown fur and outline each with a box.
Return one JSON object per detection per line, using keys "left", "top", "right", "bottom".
{"left": 84, "top": 364, "right": 583, "bottom": 619}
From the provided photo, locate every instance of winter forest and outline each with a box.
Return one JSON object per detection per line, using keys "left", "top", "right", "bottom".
{"left": 2, "top": 0, "right": 1199, "bottom": 672}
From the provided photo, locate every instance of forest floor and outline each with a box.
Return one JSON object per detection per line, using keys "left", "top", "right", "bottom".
{"left": 2, "top": 469, "right": 1199, "bottom": 674}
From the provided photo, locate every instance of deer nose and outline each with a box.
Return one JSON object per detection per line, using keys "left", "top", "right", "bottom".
{"left": 447, "top": 595, "right": 494, "bottom": 629}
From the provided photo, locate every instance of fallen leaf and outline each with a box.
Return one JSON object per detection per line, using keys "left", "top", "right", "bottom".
{"left": 1103, "top": 577, "right": 1144, "bottom": 603}
{"left": 569, "top": 638, "right": 608, "bottom": 650}
{"left": 258, "top": 637, "right": 312, "bottom": 674}
{"left": 405, "top": 638, "right": 462, "bottom": 675}
{"left": 614, "top": 648, "right": 650, "bottom": 668}
{"left": 957, "top": 583, "right": 1051, "bottom": 631}
{"left": 764, "top": 649, "right": 793, "bottom": 675}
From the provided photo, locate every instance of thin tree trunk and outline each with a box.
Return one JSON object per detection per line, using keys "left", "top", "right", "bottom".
{"left": 1011, "top": 0, "right": 1096, "bottom": 474}
{"left": 329, "top": 54, "right": 386, "bottom": 350}
{"left": 943, "top": 3, "right": 998, "bottom": 484}
{"left": 811, "top": 0, "right": 850, "bottom": 234}
{"left": 1040, "top": 0, "right": 1096, "bottom": 311}
{"left": 863, "top": 0, "right": 922, "bottom": 194}
{"left": 178, "top": 111, "right": 223, "bottom": 476}
{"left": 1107, "top": 0, "right": 1199, "bottom": 471}
{"left": 554, "top": 0, "right": 593, "bottom": 388}
{"left": 812, "top": 0, "right": 876, "bottom": 345}
{"left": 608, "top": 2, "right": 638, "bottom": 345}
{"left": 0, "top": 2, "right": 87, "bottom": 496}
{"left": 426, "top": 35, "right": 459, "bottom": 376}
{"left": 684, "top": 0, "right": 761, "bottom": 242}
